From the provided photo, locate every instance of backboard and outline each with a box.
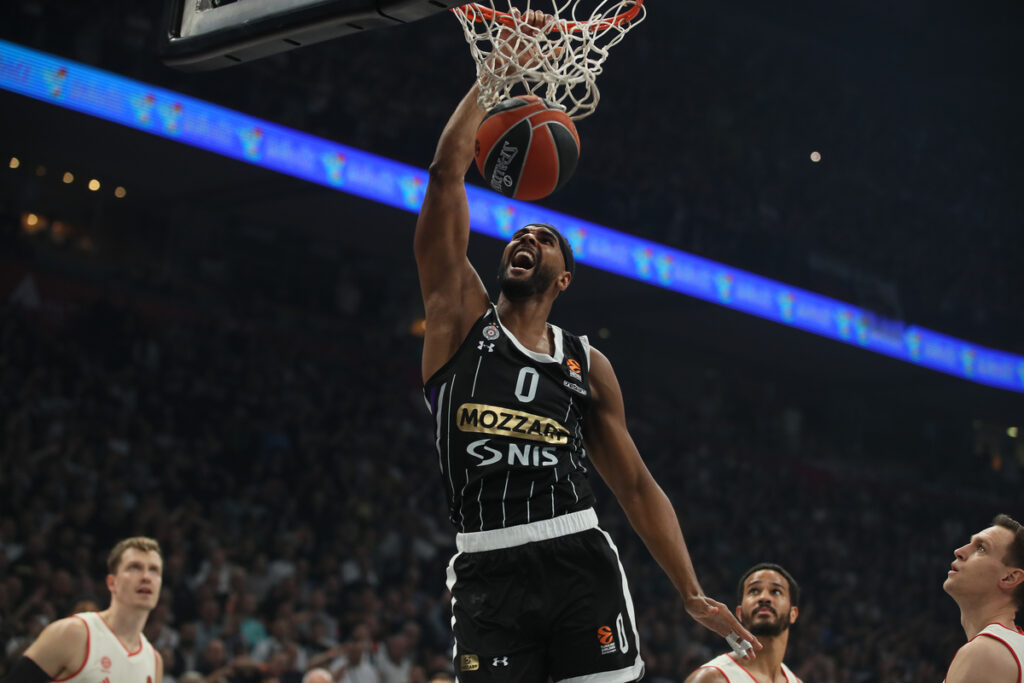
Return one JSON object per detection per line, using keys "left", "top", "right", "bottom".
{"left": 162, "top": 0, "right": 464, "bottom": 71}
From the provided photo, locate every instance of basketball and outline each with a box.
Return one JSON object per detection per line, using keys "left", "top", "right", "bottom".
{"left": 474, "top": 95, "right": 580, "bottom": 201}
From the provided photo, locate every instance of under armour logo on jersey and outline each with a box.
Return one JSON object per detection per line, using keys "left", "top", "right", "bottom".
{"left": 478, "top": 341, "right": 495, "bottom": 352}
{"left": 492, "top": 657, "right": 509, "bottom": 667}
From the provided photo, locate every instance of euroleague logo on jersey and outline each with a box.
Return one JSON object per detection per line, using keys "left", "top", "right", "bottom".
{"left": 100, "top": 656, "right": 112, "bottom": 672}
{"left": 566, "top": 358, "right": 582, "bottom": 380}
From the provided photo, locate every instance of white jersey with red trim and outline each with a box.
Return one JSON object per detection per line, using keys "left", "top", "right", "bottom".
{"left": 945, "top": 623, "right": 1024, "bottom": 683}
{"left": 696, "top": 652, "right": 799, "bottom": 683}
{"left": 56, "top": 612, "right": 157, "bottom": 683}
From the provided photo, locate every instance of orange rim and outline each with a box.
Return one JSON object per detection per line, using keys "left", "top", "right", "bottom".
{"left": 453, "top": 1, "right": 643, "bottom": 33}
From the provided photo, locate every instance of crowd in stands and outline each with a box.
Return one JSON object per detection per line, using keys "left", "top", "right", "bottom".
{"left": 1, "top": 206, "right": 1020, "bottom": 683}
{"left": 2, "top": 0, "right": 1021, "bottom": 353}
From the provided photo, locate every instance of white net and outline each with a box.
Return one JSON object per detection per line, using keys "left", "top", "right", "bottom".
{"left": 452, "top": 1, "right": 645, "bottom": 120}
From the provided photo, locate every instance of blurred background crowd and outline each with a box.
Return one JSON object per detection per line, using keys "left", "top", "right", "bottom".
{"left": 0, "top": 208, "right": 1020, "bottom": 681}
{"left": 2, "top": 0, "right": 1021, "bottom": 350}
{"left": 1, "top": 1, "right": 1022, "bottom": 683}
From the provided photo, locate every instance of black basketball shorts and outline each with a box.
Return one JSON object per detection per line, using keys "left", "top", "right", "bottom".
{"left": 445, "top": 509, "right": 644, "bottom": 683}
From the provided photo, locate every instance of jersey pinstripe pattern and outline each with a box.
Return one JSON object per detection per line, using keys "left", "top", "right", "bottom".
{"left": 424, "top": 306, "right": 595, "bottom": 532}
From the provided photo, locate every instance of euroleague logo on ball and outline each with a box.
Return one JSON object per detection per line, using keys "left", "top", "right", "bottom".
{"left": 475, "top": 95, "right": 580, "bottom": 202}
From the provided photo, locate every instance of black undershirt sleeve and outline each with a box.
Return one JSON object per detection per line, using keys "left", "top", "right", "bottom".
{"left": 3, "top": 657, "right": 53, "bottom": 683}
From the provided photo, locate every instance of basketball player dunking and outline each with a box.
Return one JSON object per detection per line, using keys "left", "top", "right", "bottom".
{"left": 5, "top": 537, "right": 163, "bottom": 683}
{"left": 415, "top": 10, "right": 759, "bottom": 683}
{"left": 685, "top": 564, "right": 803, "bottom": 683}
{"left": 943, "top": 514, "right": 1024, "bottom": 683}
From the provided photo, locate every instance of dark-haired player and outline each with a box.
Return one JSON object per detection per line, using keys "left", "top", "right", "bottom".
{"left": 685, "top": 563, "right": 802, "bottom": 683}
{"left": 4, "top": 537, "right": 163, "bottom": 683}
{"left": 943, "top": 514, "right": 1024, "bottom": 683}
{"left": 413, "top": 10, "right": 759, "bottom": 683}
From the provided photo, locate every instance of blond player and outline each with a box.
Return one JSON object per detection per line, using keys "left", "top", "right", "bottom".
{"left": 6, "top": 537, "right": 163, "bottom": 683}
{"left": 944, "top": 514, "right": 1024, "bottom": 683}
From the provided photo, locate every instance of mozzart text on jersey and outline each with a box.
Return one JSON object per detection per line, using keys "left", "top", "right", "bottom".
{"left": 457, "top": 402, "right": 569, "bottom": 445}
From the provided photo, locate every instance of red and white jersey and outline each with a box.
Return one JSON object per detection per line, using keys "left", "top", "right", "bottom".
{"left": 56, "top": 612, "right": 158, "bottom": 683}
{"left": 696, "top": 652, "right": 799, "bottom": 682}
{"left": 945, "top": 623, "right": 1024, "bottom": 683}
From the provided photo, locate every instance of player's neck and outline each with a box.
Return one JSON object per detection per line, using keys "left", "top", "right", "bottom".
{"left": 958, "top": 598, "right": 1017, "bottom": 640}
{"left": 496, "top": 296, "right": 554, "bottom": 352}
{"left": 740, "top": 633, "right": 789, "bottom": 681}
{"left": 100, "top": 605, "right": 149, "bottom": 650}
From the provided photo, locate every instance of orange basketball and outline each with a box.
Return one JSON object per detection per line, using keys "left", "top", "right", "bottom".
{"left": 474, "top": 95, "right": 580, "bottom": 201}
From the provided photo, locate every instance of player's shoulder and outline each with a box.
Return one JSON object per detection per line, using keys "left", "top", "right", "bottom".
{"left": 586, "top": 345, "right": 614, "bottom": 376}
{"left": 24, "top": 615, "right": 90, "bottom": 678}
{"left": 684, "top": 665, "right": 728, "bottom": 683}
{"left": 946, "top": 632, "right": 1020, "bottom": 682}
{"left": 39, "top": 614, "right": 90, "bottom": 642}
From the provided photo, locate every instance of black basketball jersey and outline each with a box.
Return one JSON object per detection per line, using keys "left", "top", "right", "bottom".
{"left": 424, "top": 306, "right": 596, "bottom": 532}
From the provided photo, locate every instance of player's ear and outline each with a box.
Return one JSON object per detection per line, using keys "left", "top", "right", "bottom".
{"left": 1001, "top": 566, "right": 1024, "bottom": 593}
{"left": 557, "top": 270, "right": 572, "bottom": 292}
{"left": 106, "top": 574, "right": 116, "bottom": 593}
{"left": 788, "top": 605, "right": 799, "bottom": 624}
{"left": 734, "top": 605, "right": 742, "bottom": 620}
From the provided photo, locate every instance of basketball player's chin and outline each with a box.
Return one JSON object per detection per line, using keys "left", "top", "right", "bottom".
{"left": 134, "top": 591, "right": 158, "bottom": 608}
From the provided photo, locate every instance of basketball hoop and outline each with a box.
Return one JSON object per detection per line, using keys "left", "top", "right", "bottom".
{"left": 452, "top": 1, "right": 645, "bottom": 120}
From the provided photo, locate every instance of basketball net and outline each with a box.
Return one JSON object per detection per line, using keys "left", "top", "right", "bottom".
{"left": 452, "top": 1, "right": 645, "bottom": 120}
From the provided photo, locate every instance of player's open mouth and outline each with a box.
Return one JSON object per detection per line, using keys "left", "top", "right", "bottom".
{"left": 754, "top": 607, "right": 775, "bottom": 617}
{"left": 510, "top": 249, "right": 536, "bottom": 274}
{"left": 137, "top": 588, "right": 153, "bottom": 595}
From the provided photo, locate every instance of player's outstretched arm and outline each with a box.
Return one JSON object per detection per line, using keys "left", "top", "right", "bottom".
{"left": 945, "top": 636, "right": 1019, "bottom": 683}
{"left": 15, "top": 617, "right": 88, "bottom": 681}
{"left": 583, "top": 348, "right": 761, "bottom": 653}
{"left": 414, "top": 84, "right": 491, "bottom": 383}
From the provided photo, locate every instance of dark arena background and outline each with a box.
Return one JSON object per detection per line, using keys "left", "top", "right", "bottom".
{"left": 1, "top": 1, "right": 1023, "bottom": 681}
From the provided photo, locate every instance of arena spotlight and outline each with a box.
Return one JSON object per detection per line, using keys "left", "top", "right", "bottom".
{"left": 8, "top": 156, "right": 19, "bottom": 169}
{"left": 114, "top": 186, "right": 127, "bottom": 198}
{"left": 810, "top": 151, "right": 822, "bottom": 163}
{"left": 63, "top": 171, "right": 74, "bottom": 184}
{"left": 88, "top": 179, "right": 101, "bottom": 191}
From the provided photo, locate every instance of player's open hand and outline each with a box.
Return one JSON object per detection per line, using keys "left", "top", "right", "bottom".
{"left": 684, "top": 595, "right": 763, "bottom": 659}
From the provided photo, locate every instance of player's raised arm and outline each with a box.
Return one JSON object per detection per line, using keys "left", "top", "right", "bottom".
{"left": 583, "top": 347, "right": 762, "bottom": 653}
{"left": 413, "top": 83, "right": 491, "bottom": 382}
{"left": 414, "top": 10, "right": 555, "bottom": 383}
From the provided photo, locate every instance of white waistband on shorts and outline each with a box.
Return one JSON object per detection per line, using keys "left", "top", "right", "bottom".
{"left": 456, "top": 508, "right": 599, "bottom": 553}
